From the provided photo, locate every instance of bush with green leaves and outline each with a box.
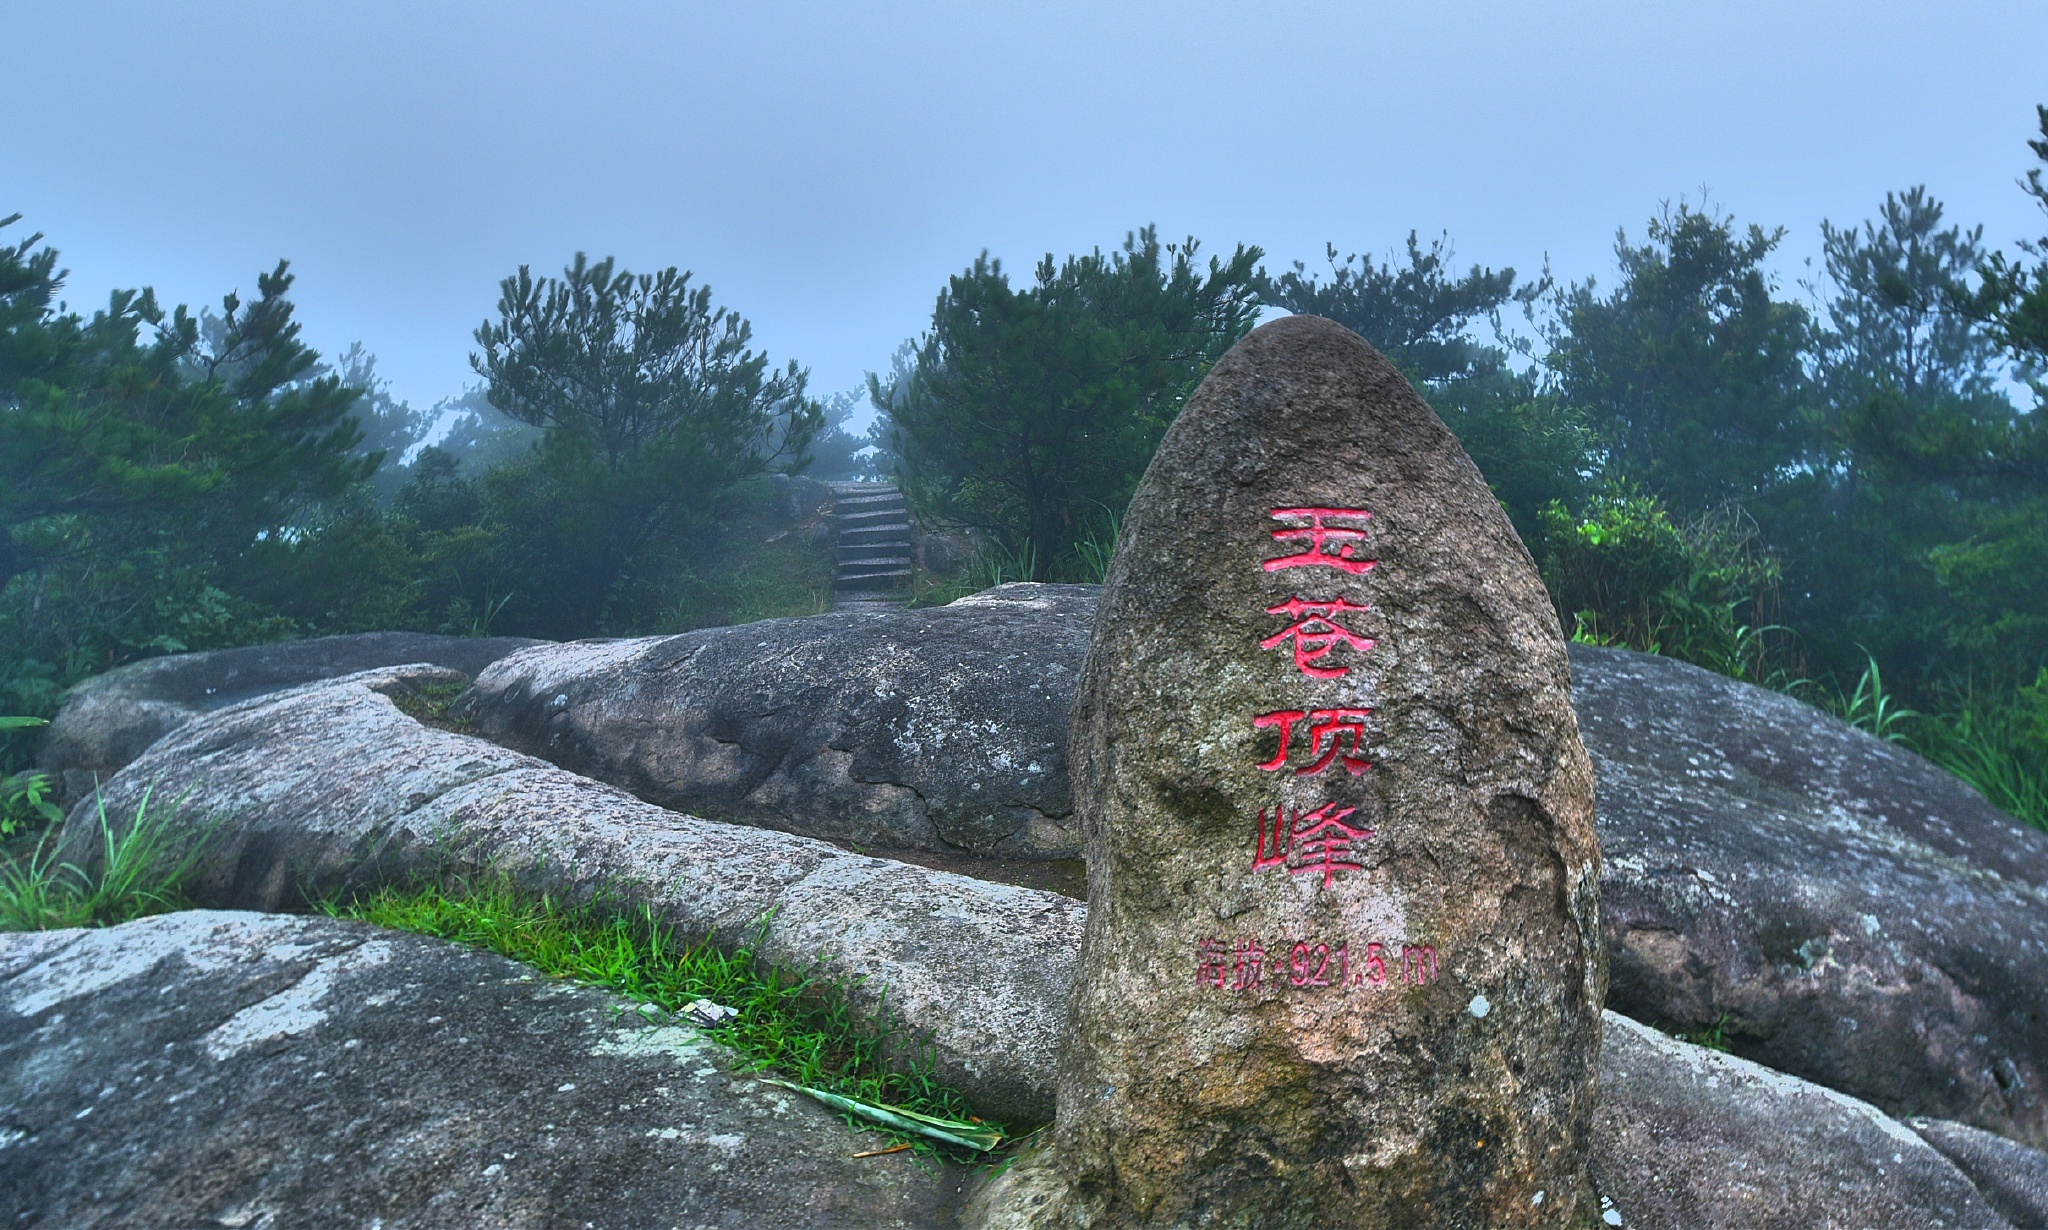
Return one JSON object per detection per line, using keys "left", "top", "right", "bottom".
{"left": 470, "top": 254, "right": 823, "bottom": 638}
{"left": 1538, "top": 483, "right": 1793, "bottom": 685}
{"left": 0, "top": 216, "right": 370, "bottom": 750}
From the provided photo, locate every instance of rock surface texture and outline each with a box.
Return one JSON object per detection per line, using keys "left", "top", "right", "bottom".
{"left": 37, "top": 631, "right": 539, "bottom": 808}
{"left": 1914, "top": 1118, "right": 2048, "bottom": 1230}
{"left": 0, "top": 911, "right": 960, "bottom": 1229}
{"left": 1592, "top": 1012, "right": 2014, "bottom": 1230}
{"left": 1010, "top": 316, "right": 1606, "bottom": 1227}
{"left": 55, "top": 666, "right": 1081, "bottom": 1126}
{"left": 459, "top": 583, "right": 1096, "bottom": 858}
{"left": 4, "top": 919, "right": 2032, "bottom": 1230}
{"left": 1578, "top": 643, "right": 2048, "bottom": 1145}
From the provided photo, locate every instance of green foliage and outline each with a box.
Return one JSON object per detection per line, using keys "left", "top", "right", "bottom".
{"left": 1539, "top": 483, "right": 1792, "bottom": 685}
{"left": 1678, "top": 1013, "right": 1736, "bottom": 1053}
{"left": 1260, "top": 233, "right": 1539, "bottom": 385}
{"left": 1818, "top": 655, "right": 1921, "bottom": 743}
{"left": 1536, "top": 165, "right": 2045, "bottom": 830}
{"left": 1780, "top": 183, "right": 2048, "bottom": 695}
{"left": 1429, "top": 373, "right": 1596, "bottom": 550}
{"left": 331, "top": 877, "right": 1008, "bottom": 1149}
{"left": 0, "top": 770, "right": 61, "bottom": 838}
{"left": 0, "top": 787, "right": 212, "bottom": 930}
{"left": 1546, "top": 202, "right": 1816, "bottom": 510}
{"left": 0, "top": 216, "right": 371, "bottom": 751}
{"left": 1908, "top": 673, "right": 2048, "bottom": 830}
{"left": 470, "top": 254, "right": 822, "bottom": 637}
{"left": 0, "top": 715, "right": 59, "bottom": 838}
{"left": 882, "top": 226, "right": 1261, "bottom": 579}
{"left": 1972, "top": 105, "right": 2048, "bottom": 363}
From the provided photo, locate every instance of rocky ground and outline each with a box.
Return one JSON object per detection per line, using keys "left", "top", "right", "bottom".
{"left": 19, "top": 587, "right": 2048, "bottom": 1228}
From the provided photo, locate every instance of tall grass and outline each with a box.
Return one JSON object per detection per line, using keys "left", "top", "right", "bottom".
{"left": 1796, "top": 658, "right": 2046, "bottom": 831}
{"left": 0, "top": 787, "right": 212, "bottom": 930}
{"left": 1913, "top": 689, "right": 2048, "bottom": 831}
{"left": 329, "top": 876, "right": 1009, "bottom": 1152}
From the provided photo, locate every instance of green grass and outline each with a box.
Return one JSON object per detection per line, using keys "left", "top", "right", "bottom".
{"left": 1792, "top": 659, "right": 2047, "bottom": 831}
{"left": 1676, "top": 1013, "right": 1736, "bottom": 1053}
{"left": 389, "top": 680, "right": 476, "bottom": 733}
{"left": 1912, "top": 693, "right": 2048, "bottom": 831}
{"left": 0, "top": 787, "right": 212, "bottom": 930}
{"left": 327, "top": 876, "right": 1008, "bottom": 1156}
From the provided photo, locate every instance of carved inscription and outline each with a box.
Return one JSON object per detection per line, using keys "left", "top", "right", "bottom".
{"left": 1253, "top": 708, "right": 1374, "bottom": 775}
{"left": 1262, "top": 507, "right": 1377, "bottom": 574}
{"left": 1243, "top": 506, "right": 1382, "bottom": 890}
{"left": 1252, "top": 802, "right": 1374, "bottom": 887}
{"left": 1260, "top": 597, "right": 1376, "bottom": 679}
{"left": 1195, "top": 937, "right": 1441, "bottom": 991}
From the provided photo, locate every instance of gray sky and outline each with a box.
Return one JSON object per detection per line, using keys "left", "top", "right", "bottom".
{"left": 7, "top": 1, "right": 2047, "bottom": 416}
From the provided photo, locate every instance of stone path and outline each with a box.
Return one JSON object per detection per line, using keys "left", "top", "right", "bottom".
{"left": 830, "top": 481, "right": 913, "bottom": 609}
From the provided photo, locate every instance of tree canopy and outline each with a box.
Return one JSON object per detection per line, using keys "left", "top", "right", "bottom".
{"left": 881, "top": 226, "right": 1260, "bottom": 577}
{"left": 470, "top": 254, "right": 821, "bottom": 636}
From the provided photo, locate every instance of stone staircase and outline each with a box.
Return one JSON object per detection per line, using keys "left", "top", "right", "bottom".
{"left": 829, "top": 482, "right": 913, "bottom": 609}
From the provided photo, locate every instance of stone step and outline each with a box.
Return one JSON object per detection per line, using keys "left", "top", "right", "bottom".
{"left": 835, "top": 570, "right": 912, "bottom": 590}
{"left": 839, "top": 526, "right": 912, "bottom": 546}
{"left": 830, "top": 485, "right": 912, "bottom": 610}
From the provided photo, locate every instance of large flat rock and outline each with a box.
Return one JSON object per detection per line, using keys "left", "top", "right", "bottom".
{"left": 55, "top": 666, "right": 1081, "bottom": 1127}
{"left": 1576, "top": 644, "right": 2048, "bottom": 1144}
{"left": 1593, "top": 1011, "right": 2014, "bottom": 1229}
{"left": 457, "top": 584, "right": 1096, "bottom": 858}
{"left": 0, "top": 911, "right": 961, "bottom": 1229}
{"left": 38, "top": 631, "right": 540, "bottom": 808}
{"left": 4, "top": 914, "right": 2036, "bottom": 1230}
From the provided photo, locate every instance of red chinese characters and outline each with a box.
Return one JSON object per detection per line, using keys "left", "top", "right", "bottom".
{"left": 1242, "top": 503, "right": 1382, "bottom": 894}
{"left": 1253, "top": 802, "right": 1375, "bottom": 888}
{"left": 1190, "top": 937, "right": 1443, "bottom": 992}
{"left": 1260, "top": 596, "right": 1376, "bottom": 678}
{"left": 1263, "top": 507, "right": 1376, "bottom": 574}
{"left": 1253, "top": 708, "right": 1373, "bottom": 775}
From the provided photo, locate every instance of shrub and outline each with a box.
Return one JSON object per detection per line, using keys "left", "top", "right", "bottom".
{"left": 1538, "top": 483, "right": 1796, "bottom": 685}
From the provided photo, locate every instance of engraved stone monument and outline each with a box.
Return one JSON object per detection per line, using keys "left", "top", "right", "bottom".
{"left": 972, "top": 315, "right": 1604, "bottom": 1228}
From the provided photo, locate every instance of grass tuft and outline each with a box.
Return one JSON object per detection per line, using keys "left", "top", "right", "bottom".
{"left": 0, "top": 787, "right": 212, "bottom": 930}
{"left": 328, "top": 876, "right": 1008, "bottom": 1155}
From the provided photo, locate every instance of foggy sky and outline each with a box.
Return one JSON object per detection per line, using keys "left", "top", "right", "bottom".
{"left": 7, "top": 1, "right": 2047, "bottom": 415}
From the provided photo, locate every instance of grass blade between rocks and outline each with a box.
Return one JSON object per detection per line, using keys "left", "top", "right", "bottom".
{"left": 0, "top": 787, "right": 210, "bottom": 931}
{"left": 762, "top": 1079, "right": 1003, "bottom": 1151}
{"left": 329, "top": 877, "right": 1009, "bottom": 1157}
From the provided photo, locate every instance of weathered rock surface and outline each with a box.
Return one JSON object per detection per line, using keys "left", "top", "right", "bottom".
{"left": 1022, "top": 316, "right": 1605, "bottom": 1227}
{"left": 0, "top": 911, "right": 962, "bottom": 1229}
{"left": 1914, "top": 1118, "right": 2048, "bottom": 1230}
{"left": 460, "top": 575, "right": 2048, "bottom": 1146}
{"left": 38, "top": 631, "right": 540, "bottom": 808}
{"left": 1592, "top": 1012, "right": 2013, "bottom": 1229}
{"left": 55, "top": 666, "right": 1081, "bottom": 1126}
{"left": 3, "top": 918, "right": 2027, "bottom": 1230}
{"left": 1578, "top": 643, "right": 2048, "bottom": 1145}
{"left": 458, "top": 583, "right": 1095, "bottom": 858}
{"left": 57, "top": 592, "right": 2045, "bottom": 1150}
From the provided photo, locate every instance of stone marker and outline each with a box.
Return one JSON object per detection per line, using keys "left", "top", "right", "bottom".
{"left": 974, "top": 315, "right": 1605, "bottom": 1228}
